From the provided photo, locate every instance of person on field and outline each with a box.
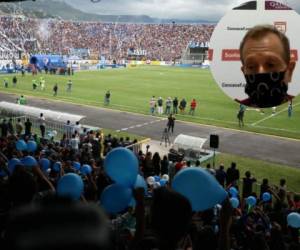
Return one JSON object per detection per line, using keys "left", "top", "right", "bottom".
{"left": 12, "top": 75, "right": 17, "bottom": 87}
{"left": 32, "top": 79, "right": 37, "bottom": 90}
{"left": 53, "top": 84, "right": 58, "bottom": 96}
{"left": 3, "top": 78, "right": 8, "bottom": 88}
{"left": 179, "top": 98, "right": 187, "bottom": 114}
{"left": 149, "top": 96, "right": 156, "bottom": 115}
{"left": 173, "top": 97, "right": 179, "bottom": 114}
{"left": 67, "top": 79, "right": 72, "bottom": 92}
{"left": 157, "top": 97, "right": 163, "bottom": 115}
{"left": 165, "top": 97, "right": 172, "bottom": 115}
{"left": 237, "top": 104, "right": 246, "bottom": 127}
{"left": 189, "top": 99, "right": 197, "bottom": 116}
{"left": 104, "top": 90, "right": 111, "bottom": 105}
{"left": 40, "top": 78, "right": 46, "bottom": 91}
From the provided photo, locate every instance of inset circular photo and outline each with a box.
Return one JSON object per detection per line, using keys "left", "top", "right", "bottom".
{"left": 209, "top": 0, "right": 300, "bottom": 108}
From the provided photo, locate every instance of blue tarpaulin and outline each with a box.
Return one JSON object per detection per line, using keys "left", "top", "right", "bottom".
{"left": 30, "top": 54, "right": 66, "bottom": 69}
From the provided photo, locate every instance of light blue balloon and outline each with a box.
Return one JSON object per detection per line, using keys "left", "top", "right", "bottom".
{"left": 159, "top": 179, "right": 168, "bottom": 186}
{"left": 16, "top": 139, "right": 27, "bottom": 151}
{"left": 72, "top": 161, "right": 81, "bottom": 171}
{"left": 39, "top": 158, "right": 50, "bottom": 172}
{"left": 53, "top": 161, "right": 62, "bottom": 172}
{"left": 230, "top": 197, "right": 239, "bottom": 208}
{"left": 21, "top": 156, "right": 37, "bottom": 168}
{"left": 228, "top": 187, "right": 238, "bottom": 197}
{"left": 100, "top": 183, "right": 133, "bottom": 214}
{"left": 134, "top": 174, "right": 147, "bottom": 194}
{"left": 172, "top": 167, "right": 227, "bottom": 212}
{"left": 27, "top": 140, "right": 37, "bottom": 152}
{"left": 81, "top": 164, "right": 92, "bottom": 175}
{"left": 57, "top": 173, "right": 84, "bottom": 201}
{"left": 8, "top": 158, "right": 22, "bottom": 174}
{"left": 246, "top": 196, "right": 257, "bottom": 206}
{"left": 262, "top": 192, "right": 271, "bottom": 202}
{"left": 104, "top": 147, "right": 138, "bottom": 187}
{"left": 287, "top": 212, "right": 300, "bottom": 228}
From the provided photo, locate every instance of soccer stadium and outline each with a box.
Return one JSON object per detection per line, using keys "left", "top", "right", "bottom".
{"left": 0, "top": 0, "right": 299, "bottom": 249}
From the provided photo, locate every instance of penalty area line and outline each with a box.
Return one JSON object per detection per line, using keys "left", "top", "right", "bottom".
{"left": 251, "top": 102, "right": 300, "bottom": 126}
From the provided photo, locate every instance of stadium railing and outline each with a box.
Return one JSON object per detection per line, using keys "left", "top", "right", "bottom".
{"left": 125, "top": 138, "right": 150, "bottom": 155}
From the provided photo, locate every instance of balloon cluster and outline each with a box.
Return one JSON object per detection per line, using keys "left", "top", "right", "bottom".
{"left": 16, "top": 139, "right": 37, "bottom": 152}
{"left": 146, "top": 174, "right": 169, "bottom": 188}
{"left": 2, "top": 155, "right": 38, "bottom": 177}
{"left": 172, "top": 167, "right": 227, "bottom": 212}
{"left": 101, "top": 148, "right": 140, "bottom": 214}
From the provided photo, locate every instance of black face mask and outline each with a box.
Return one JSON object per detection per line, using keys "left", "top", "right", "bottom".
{"left": 244, "top": 71, "right": 288, "bottom": 108}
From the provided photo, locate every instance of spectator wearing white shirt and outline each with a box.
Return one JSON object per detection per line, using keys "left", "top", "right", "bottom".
{"left": 70, "top": 134, "right": 80, "bottom": 152}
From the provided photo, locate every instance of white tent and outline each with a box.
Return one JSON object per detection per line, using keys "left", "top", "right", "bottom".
{"left": 0, "top": 101, "right": 85, "bottom": 124}
{"left": 173, "top": 134, "right": 207, "bottom": 151}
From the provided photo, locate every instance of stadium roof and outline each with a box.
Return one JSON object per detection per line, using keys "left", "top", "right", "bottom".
{"left": 0, "top": 101, "right": 85, "bottom": 124}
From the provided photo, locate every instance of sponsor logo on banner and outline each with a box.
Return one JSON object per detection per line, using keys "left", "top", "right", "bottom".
{"left": 208, "top": 49, "right": 214, "bottom": 61}
{"left": 222, "top": 82, "right": 246, "bottom": 88}
{"left": 265, "top": 1, "right": 291, "bottom": 10}
{"left": 227, "top": 26, "right": 252, "bottom": 31}
{"left": 221, "top": 49, "right": 240, "bottom": 61}
{"left": 43, "top": 57, "right": 49, "bottom": 65}
{"left": 233, "top": 1, "right": 256, "bottom": 10}
{"left": 274, "top": 21, "right": 287, "bottom": 33}
{"left": 291, "top": 50, "right": 298, "bottom": 61}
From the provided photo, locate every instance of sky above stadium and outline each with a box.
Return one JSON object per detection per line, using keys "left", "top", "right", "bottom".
{"left": 63, "top": 0, "right": 300, "bottom": 21}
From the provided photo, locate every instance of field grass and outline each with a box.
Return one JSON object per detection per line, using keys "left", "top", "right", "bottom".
{"left": 0, "top": 66, "right": 299, "bottom": 139}
{"left": 205, "top": 153, "right": 300, "bottom": 193}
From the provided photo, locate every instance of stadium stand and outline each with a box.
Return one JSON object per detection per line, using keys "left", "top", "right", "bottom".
{"left": 0, "top": 15, "right": 214, "bottom": 62}
{"left": 0, "top": 122, "right": 299, "bottom": 250}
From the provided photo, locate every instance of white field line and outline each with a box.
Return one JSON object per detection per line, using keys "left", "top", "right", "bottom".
{"left": 251, "top": 102, "right": 300, "bottom": 126}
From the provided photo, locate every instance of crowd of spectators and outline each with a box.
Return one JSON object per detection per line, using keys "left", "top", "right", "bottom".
{"left": 0, "top": 115, "right": 299, "bottom": 250}
{"left": 0, "top": 15, "right": 214, "bottom": 61}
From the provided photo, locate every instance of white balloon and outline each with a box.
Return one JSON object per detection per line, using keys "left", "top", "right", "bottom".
{"left": 162, "top": 174, "right": 169, "bottom": 181}
{"left": 147, "top": 176, "right": 155, "bottom": 185}
{"left": 153, "top": 182, "right": 161, "bottom": 189}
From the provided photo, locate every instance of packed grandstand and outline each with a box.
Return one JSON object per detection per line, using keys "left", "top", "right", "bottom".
{"left": 0, "top": 15, "right": 213, "bottom": 62}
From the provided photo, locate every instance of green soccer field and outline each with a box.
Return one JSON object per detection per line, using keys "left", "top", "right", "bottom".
{"left": 0, "top": 66, "right": 299, "bottom": 139}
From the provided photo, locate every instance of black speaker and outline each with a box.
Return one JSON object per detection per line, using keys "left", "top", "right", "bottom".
{"left": 210, "top": 134, "right": 219, "bottom": 149}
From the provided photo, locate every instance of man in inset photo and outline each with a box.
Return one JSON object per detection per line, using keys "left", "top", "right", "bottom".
{"left": 237, "top": 25, "right": 296, "bottom": 108}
